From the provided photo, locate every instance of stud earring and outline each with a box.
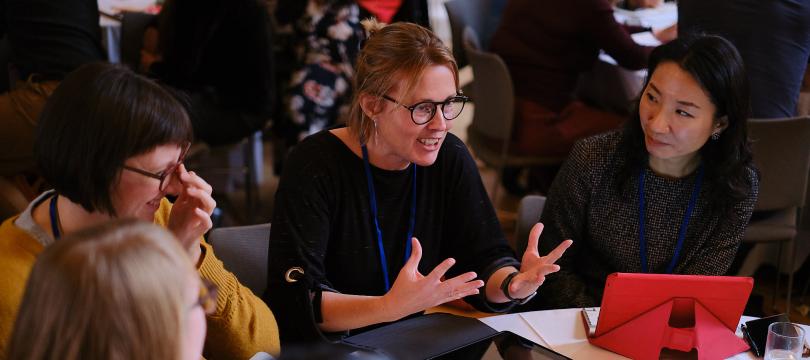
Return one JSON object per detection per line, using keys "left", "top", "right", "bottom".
{"left": 711, "top": 132, "right": 720, "bottom": 141}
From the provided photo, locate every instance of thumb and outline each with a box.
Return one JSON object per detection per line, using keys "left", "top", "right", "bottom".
{"left": 403, "top": 237, "right": 422, "bottom": 271}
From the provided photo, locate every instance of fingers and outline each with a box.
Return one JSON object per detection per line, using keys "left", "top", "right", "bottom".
{"left": 178, "top": 164, "right": 213, "bottom": 194}
{"left": 542, "top": 239, "right": 573, "bottom": 265}
{"left": 525, "top": 223, "right": 545, "bottom": 257}
{"left": 182, "top": 186, "right": 216, "bottom": 215}
{"left": 403, "top": 237, "right": 422, "bottom": 271}
{"left": 427, "top": 257, "right": 456, "bottom": 281}
{"left": 442, "top": 273, "right": 483, "bottom": 300}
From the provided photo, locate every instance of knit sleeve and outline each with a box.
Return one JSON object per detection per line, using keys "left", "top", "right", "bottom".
{"left": 153, "top": 199, "right": 281, "bottom": 358}
{"left": 198, "top": 241, "right": 281, "bottom": 359}
{"left": 680, "top": 167, "right": 759, "bottom": 275}
{"left": 536, "top": 139, "right": 599, "bottom": 309}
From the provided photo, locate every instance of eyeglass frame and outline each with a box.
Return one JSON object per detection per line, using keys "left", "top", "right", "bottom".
{"left": 380, "top": 93, "right": 471, "bottom": 125}
{"left": 122, "top": 142, "right": 191, "bottom": 192}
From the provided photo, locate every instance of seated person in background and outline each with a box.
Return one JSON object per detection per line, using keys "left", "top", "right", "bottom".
{"left": 8, "top": 219, "right": 208, "bottom": 360}
{"left": 0, "top": 63, "right": 279, "bottom": 359}
{"left": 273, "top": 0, "right": 364, "bottom": 161}
{"left": 679, "top": 0, "right": 810, "bottom": 119}
{"left": 149, "top": 0, "right": 275, "bottom": 146}
{"left": 490, "top": 0, "right": 676, "bottom": 159}
{"left": 0, "top": 0, "right": 107, "bottom": 211}
{"left": 265, "top": 20, "right": 572, "bottom": 345}
{"left": 526, "top": 35, "right": 758, "bottom": 310}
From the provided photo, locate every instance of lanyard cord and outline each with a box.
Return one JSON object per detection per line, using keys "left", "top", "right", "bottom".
{"left": 49, "top": 194, "right": 62, "bottom": 240}
{"left": 638, "top": 164, "right": 704, "bottom": 274}
{"left": 361, "top": 145, "right": 417, "bottom": 291}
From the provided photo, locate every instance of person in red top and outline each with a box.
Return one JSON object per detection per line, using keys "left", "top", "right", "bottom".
{"left": 490, "top": 0, "right": 675, "bottom": 162}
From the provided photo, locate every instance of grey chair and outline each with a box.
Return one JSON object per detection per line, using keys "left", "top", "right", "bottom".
{"left": 445, "top": 0, "right": 488, "bottom": 69}
{"left": 514, "top": 195, "right": 547, "bottom": 259}
{"left": 742, "top": 116, "right": 810, "bottom": 313}
{"left": 186, "top": 130, "right": 264, "bottom": 224}
{"left": 462, "top": 27, "right": 565, "bottom": 201}
{"left": 208, "top": 223, "right": 271, "bottom": 296}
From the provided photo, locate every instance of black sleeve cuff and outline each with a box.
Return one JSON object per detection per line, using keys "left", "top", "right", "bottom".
{"left": 466, "top": 257, "right": 521, "bottom": 313}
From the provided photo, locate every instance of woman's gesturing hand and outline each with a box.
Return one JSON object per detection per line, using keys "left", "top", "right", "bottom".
{"left": 507, "top": 223, "right": 572, "bottom": 300}
{"left": 381, "top": 237, "right": 484, "bottom": 321}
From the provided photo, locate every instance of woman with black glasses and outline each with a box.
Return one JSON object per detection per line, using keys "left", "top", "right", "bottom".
{"left": 266, "top": 20, "right": 572, "bottom": 345}
{"left": 0, "top": 63, "right": 280, "bottom": 359}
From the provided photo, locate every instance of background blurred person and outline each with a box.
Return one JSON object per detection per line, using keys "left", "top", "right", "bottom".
{"left": 272, "top": 0, "right": 364, "bottom": 172}
{"left": 7, "top": 219, "right": 208, "bottom": 360}
{"left": 490, "top": 0, "right": 676, "bottom": 193}
{"left": 679, "top": 0, "right": 810, "bottom": 119}
{"left": 0, "top": 0, "right": 106, "bottom": 214}
{"left": 149, "top": 0, "right": 275, "bottom": 146}
{"left": 0, "top": 63, "right": 279, "bottom": 359}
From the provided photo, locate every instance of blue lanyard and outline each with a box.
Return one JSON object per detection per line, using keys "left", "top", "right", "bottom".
{"left": 49, "top": 194, "right": 61, "bottom": 240}
{"left": 361, "top": 145, "right": 417, "bottom": 291}
{"left": 637, "top": 164, "right": 703, "bottom": 274}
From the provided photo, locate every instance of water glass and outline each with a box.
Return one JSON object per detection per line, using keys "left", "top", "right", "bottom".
{"left": 765, "top": 322, "right": 805, "bottom": 360}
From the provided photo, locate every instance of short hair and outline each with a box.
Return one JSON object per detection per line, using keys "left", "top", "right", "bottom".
{"left": 7, "top": 219, "right": 196, "bottom": 360}
{"left": 617, "top": 34, "right": 754, "bottom": 214}
{"left": 35, "top": 62, "right": 193, "bottom": 215}
{"left": 347, "top": 20, "right": 459, "bottom": 144}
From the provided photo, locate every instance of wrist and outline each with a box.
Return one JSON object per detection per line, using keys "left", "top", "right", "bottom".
{"left": 500, "top": 271, "right": 537, "bottom": 305}
{"left": 377, "top": 293, "right": 403, "bottom": 323}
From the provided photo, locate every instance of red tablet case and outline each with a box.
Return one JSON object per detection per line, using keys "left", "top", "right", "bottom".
{"left": 588, "top": 273, "right": 753, "bottom": 360}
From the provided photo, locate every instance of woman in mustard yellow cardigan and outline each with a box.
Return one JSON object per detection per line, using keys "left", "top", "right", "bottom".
{"left": 0, "top": 63, "right": 279, "bottom": 359}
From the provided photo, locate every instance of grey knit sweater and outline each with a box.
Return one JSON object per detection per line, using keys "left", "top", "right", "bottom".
{"left": 535, "top": 131, "right": 758, "bottom": 309}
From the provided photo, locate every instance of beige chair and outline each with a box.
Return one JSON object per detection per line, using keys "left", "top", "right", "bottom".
{"left": 514, "top": 195, "right": 547, "bottom": 258}
{"left": 208, "top": 222, "right": 271, "bottom": 296}
{"left": 742, "top": 115, "right": 810, "bottom": 313}
{"left": 462, "top": 27, "right": 564, "bottom": 201}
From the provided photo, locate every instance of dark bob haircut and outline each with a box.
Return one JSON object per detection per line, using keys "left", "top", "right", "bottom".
{"left": 35, "top": 63, "right": 193, "bottom": 215}
{"left": 617, "top": 34, "right": 755, "bottom": 214}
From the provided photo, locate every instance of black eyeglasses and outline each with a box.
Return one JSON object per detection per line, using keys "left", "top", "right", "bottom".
{"left": 381, "top": 94, "right": 470, "bottom": 125}
{"left": 122, "top": 142, "right": 190, "bottom": 192}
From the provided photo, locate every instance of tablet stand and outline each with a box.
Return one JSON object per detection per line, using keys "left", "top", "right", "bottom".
{"left": 588, "top": 297, "right": 749, "bottom": 360}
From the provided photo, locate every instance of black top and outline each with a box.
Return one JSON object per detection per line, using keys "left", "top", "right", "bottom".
{"left": 679, "top": 0, "right": 810, "bottom": 119}
{"left": 530, "top": 131, "right": 758, "bottom": 309}
{"left": 1, "top": 0, "right": 106, "bottom": 78}
{"left": 265, "top": 130, "right": 519, "bottom": 344}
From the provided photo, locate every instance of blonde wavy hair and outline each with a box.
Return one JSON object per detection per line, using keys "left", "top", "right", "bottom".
{"left": 348, "top": 19, "right": 459, "bottom": 144}
{"left": 7, "top": 219, "right": 196, "bottom": 360}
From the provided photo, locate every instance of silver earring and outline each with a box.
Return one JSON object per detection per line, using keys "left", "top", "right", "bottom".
{"left": 711, "top": 132, "right": 720, "bottom": 141}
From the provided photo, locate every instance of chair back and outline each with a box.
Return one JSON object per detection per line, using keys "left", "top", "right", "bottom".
{"left": 208, "top": 223, "right": 271, "bottom": 295}
{"left": 445, "top": 0, "right": 486, "bottom": 68}
{"left": 120, "top": 11, "right": 157, "bottom": 71}
{"left": 463, "top": 27, "right": 515, "bottom": 143}
{"left": 748, "top": 116, "right": 810, "bottom": 211}
{"left": 514, "top": 195, "right": 547, "bottom": 258}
